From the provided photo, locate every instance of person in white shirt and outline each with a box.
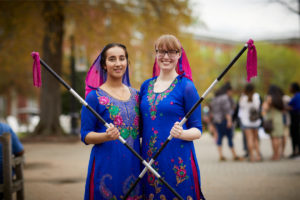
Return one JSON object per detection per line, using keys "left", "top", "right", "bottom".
{"left": 238, "top": 84, "right": 262, "bottom": 162}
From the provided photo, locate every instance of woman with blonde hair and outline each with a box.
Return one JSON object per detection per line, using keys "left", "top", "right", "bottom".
{"left": 140, "top": 35, "right": 205, "bottom": 199}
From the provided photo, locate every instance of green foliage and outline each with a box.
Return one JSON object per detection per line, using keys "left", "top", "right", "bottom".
{"left": 228, "top": 42, "right": 300, "bottom": 95}
{"left": 1, "top": 0, "right": 299, "bottom": 112}
{"left": 0, "top": 0, "right": 195, "bottom": 96}
{"left": 61, "top": 71, "right": 85, "bottom": 114}
{"left": 0, "top": 2, "right": 44, "bottom": 96}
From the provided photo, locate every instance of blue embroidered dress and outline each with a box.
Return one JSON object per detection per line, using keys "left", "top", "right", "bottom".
{"left": 81, "top": 87, "right": 142, "bottom": 200}
{"left": 140, "top": 75, "right": 205, "bottom": 200}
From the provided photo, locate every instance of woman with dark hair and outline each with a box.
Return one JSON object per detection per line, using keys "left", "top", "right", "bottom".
{"left": 80, "top": 43, "right": 142, "bottom": 199}
{"left": 262, "top": 85, "right": 285, "bottom": 161}
{"left": 288, "top": 82, "right": 300, "bottom": 158}
{"left": 238, "top": 83, "right": 262, "bottom": 162}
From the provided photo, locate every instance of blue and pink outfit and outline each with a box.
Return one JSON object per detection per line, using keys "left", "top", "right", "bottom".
{"left": 81, "top": 88, "right": 142, "bottom": 200}
{"left": 140, "top": 47, "right": 205, "bottom": 199}
{"left": 140, "top": 75, "right": 205, "bottom": 199}
{"left": 80, "top": 45, "right": 142, "bottom": 200}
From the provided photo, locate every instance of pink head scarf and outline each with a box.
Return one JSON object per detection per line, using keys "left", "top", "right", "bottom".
{"left": 85, "top": 44, "right": 131, "bottom": 97}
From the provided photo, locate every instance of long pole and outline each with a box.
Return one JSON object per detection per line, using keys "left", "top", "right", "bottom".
{"left": 36, "top": 57, "right": 184, "bottom": 200}
{"left": 124, "top": 43, "right": 249, "bottom": 198}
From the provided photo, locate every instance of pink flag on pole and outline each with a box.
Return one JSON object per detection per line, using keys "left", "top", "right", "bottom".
{"left": 31, "top": 52, "right": 42, "bottom": 87}
{"left": 246, "top": 39, "right": 257, "bottom": 82}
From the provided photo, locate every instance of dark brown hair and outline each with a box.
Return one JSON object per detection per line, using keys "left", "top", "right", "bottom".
{"left": 100, "top": 43, "right": 128, "bottom": 68}
{"left": 244, "top": 83, "right": 254, "bottom": 102}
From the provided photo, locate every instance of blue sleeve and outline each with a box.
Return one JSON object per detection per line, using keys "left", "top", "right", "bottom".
{"left": 288, "top": 95, "right": 297, "bottom": 108}
{"left": 140, "top": 79, "right": 150, "bottom": 99}
{"left": 11, "top": 132, "right": 24, "bottom": 155}
{"left": 183, "top": 79, "right": 202, "bottom": 132}
{"left": 3, "top": 124, "right": 24, "bottom": 155}
{"left": 80, "top": 91, "right": 104, "bottom": 144}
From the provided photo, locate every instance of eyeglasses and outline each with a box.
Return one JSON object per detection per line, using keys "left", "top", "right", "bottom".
{"left": 155, "top": 49, "right": 179, "bottom": 58}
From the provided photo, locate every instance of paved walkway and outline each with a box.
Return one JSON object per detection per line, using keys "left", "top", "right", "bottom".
{"left": 23, "top": 132, "right": 300, "bottom": 200}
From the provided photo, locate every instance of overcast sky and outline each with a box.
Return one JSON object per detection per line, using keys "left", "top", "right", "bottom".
{"left": 189, "top": 0, "right": 299, "bottom": 41}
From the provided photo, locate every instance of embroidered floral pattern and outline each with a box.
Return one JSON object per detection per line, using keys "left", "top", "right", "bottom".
{"left": 99, "top": 174, "right": 118, "bottom": 200}
{"left": 173, "top": 157, "right": 189, "bottom": 186}
{"left": 146, "top": 128, "right": 162, "bottom": 194}
{"left": 147, "top": 128, "right": 158, "bottom": 158}
{"left": 113, "top": 115, "right": 124, "bottom": 126}
{"left": 135, "top": 94, "right": 139, "bottom": 104}
{"left": 120, "top": 128, "right": 130, "bottom": 139}
{"left": 147, "top": 170, "right": 162, "bottom": 194}
{"left": 147, "top": 78, "right": 178, "bottom": 120}
{"left": 134, "top": 105, "right": 139, "bottom": 115}
{"left": 131, "top": 128, "right": 138, "bottom": 139}
{"left": 134, "top": 116, "right": 139, "bottom": 127}
{"left": 147, "top": 172, "right": 155, "bottom": 185}
{"left": 99, "top": 96, "right": 110, "bottom": 105}
{"left": 109, "top": 105, "right": 120, "bottom": 116}
{"left": 96, "top": 88, "right": 139, "bottom": 142}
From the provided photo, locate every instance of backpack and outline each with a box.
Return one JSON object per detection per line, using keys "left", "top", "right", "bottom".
{"left": 249, "top": 107, "right": 260, "bottom": 122}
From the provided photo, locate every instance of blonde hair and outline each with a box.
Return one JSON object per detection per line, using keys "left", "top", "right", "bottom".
{"left": 155, "top": 34, "right": 181, "bottom": 53}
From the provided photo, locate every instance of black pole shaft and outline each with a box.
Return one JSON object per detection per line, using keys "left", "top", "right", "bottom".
{"left": 40, "top": 59, "right": 71, "bottom": 90}
{"left": 217, "top": 45, "right": 247, "bottom": 81}
{"left": 124, "top": 43, "right": 249, "bottom": 198}
{"left": 38, "top": 58, "right": 183, "bottom": 200}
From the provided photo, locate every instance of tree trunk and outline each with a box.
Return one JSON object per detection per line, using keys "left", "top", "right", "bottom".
{"left": 34, "top": 2, "right": 64, "bottom": 136}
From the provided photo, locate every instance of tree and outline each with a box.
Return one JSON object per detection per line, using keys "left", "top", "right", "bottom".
{"left": 0, "top": 0, "right": 195, "bottom": 136}
{"left": 271, "top": 0, "right": 300, "bottom": 37}
{"left": 271, "top": 0, "right": 299, "bottom": 14}
{"left": 34, "top": 1, "right": 65, "bottom": 135}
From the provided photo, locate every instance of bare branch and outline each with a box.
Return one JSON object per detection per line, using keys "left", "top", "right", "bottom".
{"left": 270, "top": 0, "right": 300, "bottom": 14}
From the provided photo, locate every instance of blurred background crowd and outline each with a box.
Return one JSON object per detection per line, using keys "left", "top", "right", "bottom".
{"left": 203, "top": 81, "right": 300, "bottom": 162}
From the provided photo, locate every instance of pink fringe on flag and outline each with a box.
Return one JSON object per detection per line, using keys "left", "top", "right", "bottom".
{"left": 31, "top": 52, "right": 42, "bottom": 87}
{"left": 246, "top": 39, "right": 257, "bottom": 82}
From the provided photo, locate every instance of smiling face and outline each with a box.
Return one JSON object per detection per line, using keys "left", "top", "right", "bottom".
{"left": 103, "top": 46, "right": 127, "bottom": 80}
{"left": 155, "top": 35, "right": 181, "bottom": 73}
{"left": 156, "top": 48, "right": 180, "bottom": 72}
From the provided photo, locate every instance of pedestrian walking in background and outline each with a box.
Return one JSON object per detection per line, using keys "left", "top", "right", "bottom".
{"left": 202, "top": 103, "right": 218, "bottom": 142}
{"left": 238, "top": 84, "right": 262, "bottom": 162}
{"left": 262, "top": 85, "right": 285, "bottom": 161}
{"left": 288, "top": 82, "right": 300, "bottom": 158}
{"left": 211, "top": 82, "right": 242, "bottom": 161}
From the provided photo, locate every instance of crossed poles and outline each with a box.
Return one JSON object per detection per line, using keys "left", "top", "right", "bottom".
{"left": 32, "top": 55, "right": 184, "bottom": 200}
{"left": 32, "top": 41, "right": 250, "bottom": 200}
